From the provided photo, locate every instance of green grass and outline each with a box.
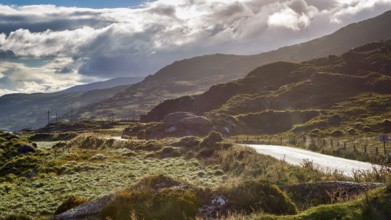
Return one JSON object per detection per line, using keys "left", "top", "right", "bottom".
{"left": 254, "top": 186, "right": 391, "bottom": 220}
{"left": 0, "top": 145, "right": 224, "bottom": 218}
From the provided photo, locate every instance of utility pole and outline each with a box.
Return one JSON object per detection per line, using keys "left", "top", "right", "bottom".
{"left": 70, "top": 109, "right": 73, "bottom": 123}
{"left": 47, "top": 110, "right": 51, "bottom": 125}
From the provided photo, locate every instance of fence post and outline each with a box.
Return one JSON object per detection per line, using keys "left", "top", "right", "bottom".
{"left": 375, "top": 147, "right": 379, "bottom": 156}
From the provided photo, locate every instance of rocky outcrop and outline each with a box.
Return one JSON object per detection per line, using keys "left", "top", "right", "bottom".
{"left": 52, "top": 195, "right": 113, "bottom": 220}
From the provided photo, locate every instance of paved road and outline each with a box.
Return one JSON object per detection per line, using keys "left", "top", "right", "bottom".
{"left": 245, "top": 144, "right": 381, "bottom": 177}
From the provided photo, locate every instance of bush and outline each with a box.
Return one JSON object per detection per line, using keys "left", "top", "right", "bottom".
{"left": 220, "top": 180, "right": 298, "bottom": 215}
{"left": 4, "top": 214, "right": 33, "bottom": 220}
{"left": 102, "top": 187, "right": 200, "bottom": 220}
{"left": 159, "top": 146, "right": 182, "bottom": 158}
{"left": 54, "top": 195, "right": 88, "bottom": 215}
{"left": 330, "top": 130, "right": 344, "bottom": 137}
{"left": 200, "top": 131, "right": 224, "bottom": 148}
{"left": 172, "top": 136, "right": 201, "bottom": 148}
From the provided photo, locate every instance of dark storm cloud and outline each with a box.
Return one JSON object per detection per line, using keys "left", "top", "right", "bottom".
{"left": 0, "top": 50, "right": 16, "bottom": 59}
{"left": 0, "top": 11, "right": 113, "bottom": 35}
{"left": 305, "top": 0, "right": 339, "bottom": 11}
{"left": 148, "top": 4, "right": 176, "bottom": 17}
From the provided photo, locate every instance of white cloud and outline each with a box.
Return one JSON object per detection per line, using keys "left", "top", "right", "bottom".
{"left": 268, "top": 8, "right": 311, "bottom": 30}
{"left": 0, "top": 0, "right": 390, "bottom": 94}
{"left": 0, "top": 59, "right": 87, "bottom": 96}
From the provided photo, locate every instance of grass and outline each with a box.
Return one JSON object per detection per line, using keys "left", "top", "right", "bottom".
{"left": 253, "top": 185, "right": 391, "bottom": 220}
{"left": 1, "top": 131, "right": 388, "bottom": 219}
{"left": 0, "top": 142, "right": 225, "bottom": 218}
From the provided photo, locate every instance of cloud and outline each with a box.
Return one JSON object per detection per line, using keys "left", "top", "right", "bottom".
{"left": 0, "top": 58, "right": 88, "bottom": 96}
{"left": 0, "top": 0, "right": 391, "bottom": 94}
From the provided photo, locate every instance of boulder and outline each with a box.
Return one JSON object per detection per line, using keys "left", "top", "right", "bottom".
{"left": 52, "top": 195, "right": 113, "bottom": 220}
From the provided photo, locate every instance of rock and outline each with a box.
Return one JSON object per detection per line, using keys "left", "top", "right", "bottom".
{"left": 165, "top": 126, "right": 177, "bottom": 133}
{"left": 163, "top": 112, "right": 211, "bottom": 127}
{"left": 52, "top": 195, "right": 113, "bottom": 220}
{"left": 163, "top": 112, "right": 196, "bottom": 124}
{"left": 17, "top": 144, "right": 36, "bottom": 154}
{"left": 199, "top": 195, "right": 228, "bottom": 217}
{"left": 162, "top": 112, "right": 213, "bottom": 136}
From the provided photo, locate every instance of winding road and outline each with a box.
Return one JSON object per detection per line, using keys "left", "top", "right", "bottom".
{"left": 244, "top": 144, "right": 381, "bottom": 177}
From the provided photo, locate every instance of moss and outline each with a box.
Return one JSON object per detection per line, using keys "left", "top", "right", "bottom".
{"left": 54, "top": 195, "right": 88, "bottom": 215}
{"left": 4, "top": 214, "right": 33, "bottom": 220}
{"left": 200, "top": 131, "right": 224, "bottom": 148}
{"left": 331, "top": 130, "right": 344, "bottom": 137}
{"left": 101, "top": 175, "right": 201, "bottom": 220}
{"left": 220, "top": 180, "right": 298, "bottom": 215}
{"left": 172, "top": 136, "right": 201, "bottom": 148}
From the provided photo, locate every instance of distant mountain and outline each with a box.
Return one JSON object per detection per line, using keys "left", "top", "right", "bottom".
{"left": 72, "top": 10, "right": 391, "bottom": 121}
{"left": 0, "top": 85, "right": 132, "bottom": 131}
{"left": 143, "top": 40, "right": 391, "bottom": 135}
{"left": 61, "top": 77, "right": 144, "bottom": 93}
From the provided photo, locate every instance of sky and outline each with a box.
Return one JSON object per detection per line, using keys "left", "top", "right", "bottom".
{"left": 1, "top": 0, "right": 391, "bottom": 95}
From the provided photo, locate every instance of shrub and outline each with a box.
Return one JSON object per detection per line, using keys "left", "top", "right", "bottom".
{"left": 172, "top": 136, "right": 201, "bottom": 148}
{"left": 330, "top": 130, "right": 344, "bottom": 137}
{"left": 220, "top": 180, "right": 298, "bottom": 215}
{"left": 200, "top": 131, "right": 224, "bottom": 148}
{"left": 159, "top": 146, "right": 182, "bottom": 158}
{"left": 149, "top": 188, "right": 200, "bottom": 219}
{"left": 4, "top": 214, "right": 33, "bottom": 220}
{"left": 102, "top": 187, "right": 200, "bottom": 220}
{"left": 54, "top": 195, "right": 88, "bottom": 215}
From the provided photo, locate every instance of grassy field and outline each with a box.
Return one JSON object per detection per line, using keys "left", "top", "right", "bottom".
{"left": 1, "top": 130, "right": 390, "bottom": 219}
{"left": 0, "top": 140, "right": 225, "bottom": 218}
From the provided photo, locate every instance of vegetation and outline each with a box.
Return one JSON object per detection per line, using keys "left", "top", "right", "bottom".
{"left": 219, "top": 180, "right": 298, "bottom": 215}
{"left": 143, "top": 40, "right": 391, "bottom": 138}
{"left": 54, "top": 195, "right": 88, "bottom": 215}
{"left": 102, "top": 175, "right": 201, "bottom": 220}
{"left": 3, "top": 13, "right": 391, "bottom": 219}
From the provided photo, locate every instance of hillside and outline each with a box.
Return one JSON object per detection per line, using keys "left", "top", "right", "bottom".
{"left": 142, "top": 40, "right": 391, "bottom": 136}
{"left": 72, "top": 10, "right": 391, "bottom": 121}
{"left": 0, "top": 85, "right": 129, "bottom": 131}
{"left": 61, "top": 77, "right": 143, "bottom": 93}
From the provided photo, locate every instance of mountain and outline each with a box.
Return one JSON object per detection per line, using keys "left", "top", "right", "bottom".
{"left": 0, "top": 85, "right": 130, "bottom": 131}
{"left": 61, "top": 77, "right": 144, "bottom": 93}
{"left": 142, "top": 40, "right": 391, "bottom": 136}
{"left": 72, "top": 10, "right": 391, "bottom": 121}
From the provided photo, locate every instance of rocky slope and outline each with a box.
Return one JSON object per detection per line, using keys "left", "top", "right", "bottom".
{"left": 143, "top": 40, "right": 391, "bottom": 135}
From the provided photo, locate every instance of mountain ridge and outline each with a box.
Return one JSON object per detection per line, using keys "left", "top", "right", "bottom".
{"left": 141, "top": 40, "right": 391, "bottom": 135}
{"left": 61, "top": 77, "right": 144, "bottom": 93}
{"left": 71, "top": 10, "right": 391, "bottom": 121}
